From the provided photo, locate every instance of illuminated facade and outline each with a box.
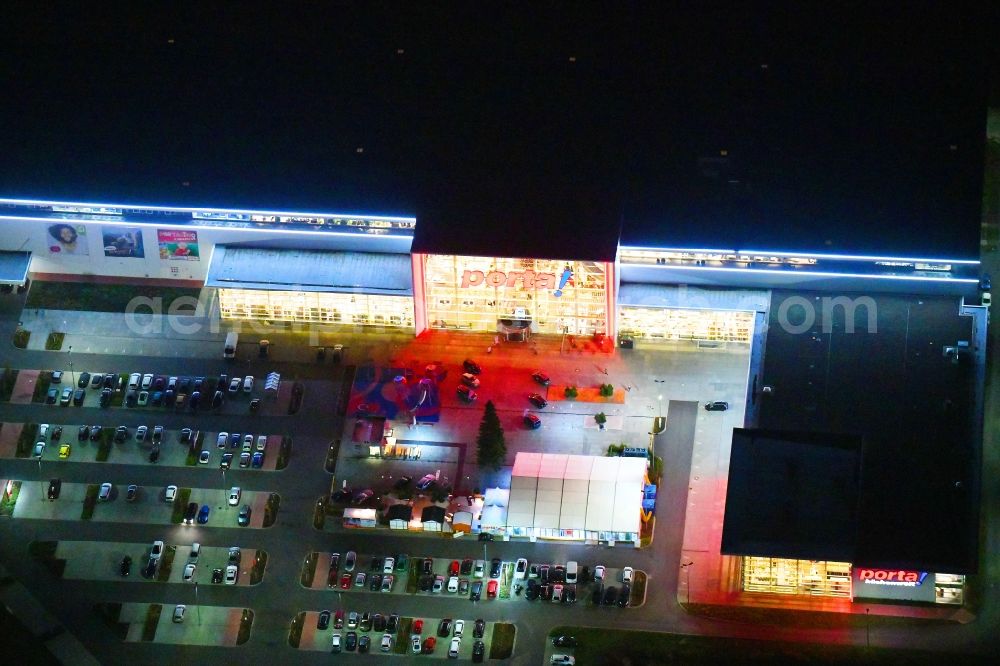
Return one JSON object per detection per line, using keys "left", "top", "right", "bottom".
{"left": 218, "top": 289, "right": 414, "bottom": 328}
{"left": 412, "top": 253, "right": 615, "bottom": 337}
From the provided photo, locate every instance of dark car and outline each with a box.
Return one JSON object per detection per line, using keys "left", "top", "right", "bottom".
{"left": 461, "top": 558, "right": 473, "bottom": 575}
{"left": 229, "top": 432, "right": 241, "bottom": 448}
{"left": 120, "top": 555, "right": 132, "bottom": 577}
{"left": 523, "top": 413, "right": 541, "bottom": 429}
{"left": 602, "top": 586, "right": 618, "bottom": 606}
{"left": 183, "top": 501, "right": 198, "bottom": 524}
{"left": 125, "top": 390, "right": 138, "bottom": 407}
{"left": 77, "top": 372, "right": 91, "bottom": 388}
{"left": 478, "top": 532, "right": 494, "bottom": 542}
{"left": 387, "top": 614, "right": 399, "bottom": 633}
{"left": 114, "top": 426, "right": 128, "bottom": 442}
{"left": 472, "top": 640, "right": 485, "bottom": 663}
{"left": 369, "top": 573, "right": 383, "bottom": 591}
{"left": 540, "top": 584, "right": 552, "bottom": 601}
{"left": 462, "top": 359, "right": 482, "bottom": 375}
{"left": 553, "top": 635, "right": 578, "bottom": 648}
{"left": 164, "top": 389, "right": 176, "bottom": 406}
{"left": 89, "top": 425, "right": 102, "bottom": 441}
{"left": 373, "top": 613, "right": 386, "bottom": 632}
{"left": 178, "top": 377, "right": 192, "bottom": 392}
{"left": 416, "top": 475, "right": 437, "bottom": 492}
{"left": 345, "top": 632, "right": 358, "bottom": 652}
{"left": 394, "top": 475, "right": 413, "bottom": 489}
{"left": 591, "top": 584, "right": 603, "bottom": 605}
{"left": 525, "top": 580, "right": 539, "bottom": 601}
{"left": 617, "top": 583, "right": 631, "bottom": 607}
{"left": 212, "top": 568, "right": 224, "bottom": 584}
{"left": 456, "top": 384, "right": 477, "bottom": 402}
{"left": 99, "top": 388, "right": 112, "bottom": 407}
{"left": 705, "top": 401, "right": 729, "bottom": 411}
{"left": 473, "top": 619, "right": 486, "bottom": 638}
{"left": 149, "top": 444, "right": 160, "bottom": 463}
{"left": 152, "top": 376, "right": 165, "bottom": 391}
{"left": 419, "top": 575, "right": 433, "bottom": 592}
{"left": 73, "top": 388, "right": 86, "bottom": 406}
{"left": 47, "top": 478, "right": 61, "bottom": 500}
{"left": 237, "top": 504, "right": 252, "bottom": 526}
{"left": 249, "top": 398, "right": 261, "bottom": 413}
{"left": 422, "top": 557, "right": 434, "bottom": 574}
{"left": 212, "top": 390, "right": 224, "bottom": 409}
{"left": 531, "top": 370, "right": 550, "bottom": 385}
{"left": 90, "top": 373, "right": 104, "bottom": 388}
{"left": 46, "top": 387, "right": 58, "bottom": 404}
{"left": 470, "top": 580, "right": 483, "bottom": 601}
{"left": 358, "top": 635, "right": 370, "bottom": 653}
{"left": 141, "top": 560, "right": 156, "bottom": 579}
{"left": 437, "top": 619, "right": 452, "bottom": 637}
{"left": 103, "top": 373, "right": 116, "bottom": 389}
{"left": 197, "top": 504, "right": 210, "bottom": 524}
{"left": 489, "top": 558, "right": 502, "bottom": 578}
{"left": 317, "top": 610, "right": 331, "bottom": 630}
{"left": 552, "top": 565, "right": 565, "bottom": 583}
{"left": 50, "top": 425, "right": 62, "bottom": 441}
{"left": 564, "top": 586, "right": 577, "bottom": 604}
{"left": 193, "top": 377, "right": 205, "bottom": 392}
{"left": 220, "top": 453, "right": 233, "bottom": 469}
{"left": 329, "top": 552, "right": 341, "bottom": 572}
{"left": 527, "top": 393, "right": 547, "bottom": 408}
{"left": 189, "top": 391, "right": 201, "bottom": 409}
{"left": 150, "top": 391, "right": 163, "bottom": 407}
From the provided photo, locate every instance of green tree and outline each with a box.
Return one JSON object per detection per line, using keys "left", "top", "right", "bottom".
{"left": 476, "top": 400, "right": 507, "bottom": 470}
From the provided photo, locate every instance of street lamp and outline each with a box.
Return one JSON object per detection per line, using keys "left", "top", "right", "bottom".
{"left": 67, "top": 345, "right": 75, "bottom": 388}
{"left": 194, "top": 582, "right": 201, "bottom": 625}
{"left": 680, "top": 560, "right": 694, "bottom": 606}
{"left": 657, "top": 394, "right": 663, "bottom": 418}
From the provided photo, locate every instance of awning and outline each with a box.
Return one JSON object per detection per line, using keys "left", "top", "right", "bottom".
{"left": 618, "top": 283, "right": 769, "bottom": 312}
{"left": 206, "top": 245, "right": 412, "bottom": 296}
{"left": 0, "top": 251, "right": 31, "bottom": 286}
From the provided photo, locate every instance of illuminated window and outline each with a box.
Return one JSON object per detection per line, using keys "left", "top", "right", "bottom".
{"left": 741, "top": 557, "right": 852, "bottom": 597}
{"left": 219, "top": 289, "right": 413, "bottom": 329}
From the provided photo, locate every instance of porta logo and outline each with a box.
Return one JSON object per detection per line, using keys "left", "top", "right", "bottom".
{"left": 460, "top": 267, "right": 574, "bottom": 297}
{"left": 857, "top": 569, "right": 928, "bottom": 586}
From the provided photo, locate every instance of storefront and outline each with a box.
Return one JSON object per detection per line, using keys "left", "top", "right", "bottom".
{"left": 616, "top": 284, "right": 767, "bottom": 345}
{"left": 739, "top": 557, "right": 966, "bottom": 605}
{"left": 218, "top": 289, "right": 414, "bottom": 328}
{"left": 412, "top": 253, "right": 615, "bottom": 337}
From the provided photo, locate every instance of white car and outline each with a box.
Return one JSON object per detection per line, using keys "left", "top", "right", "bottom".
{"left": 189, "top": 542, "right": 201, "bottom": 564}
{"left": 128, "top": 373, "right": 141, "bottom": 390}
{"left": 225, "top": 564, "right": 238, "bottom": 585}
{"left": 39, "top": 423, "right": 49, "bottom": 438}
{"left": 622, "top": 566, "right": 634, "bottom": 583}
{"left": 380, "top": 633, "right": 392, "bottom": 652}
{"left": 98, "top": 482, "right": 112, "bottom": 501}
{"left": 33, "top": 441, "right": 46, "bottom": 458}
{"left": 135, "top": 425, "right": 147, "bottom": 442}
{"left": 449, "top": 637, "right": 461, "bottom": 658}
{"left": 150, "top": 540, "right": 164, "bottom": 562}
{"left": 228, "top": 377, "right": 241, "bottom": 393}
{"left": 152, "top": 425, "right": 164, "bottom": 442}
{"left": 331, "top": 633, "right": 342, "bottom": 652}
{"left": 550, "top": 656, "right": 576, "bottom": 665}
{"left": 513, "top": 558, "right": 528, "bottom": 580}
{"left": 594, "top": 565, "right": 606, "bottom": 582}
{"left": 473, "top": 560, "right": 485, "bottom": 578}
{"left": 217, "top": 431, "right": 229, "bottom": 449}
{"left": 447, "top": 576, "right": 459, "bottom": 593}
{"left": 164, "top": 485, "right": 177, "bottom": 503}
{"left": 242, "top": 375, "right": 254, "bottom": 393}
{"left": 183, "top": 563, "right": 196, "bottom": 582}
{"left": 256, "top": 435, "right": 267, "bottom": 451}
{"left": 242, "top": 434, "right": 253, "bottom": 452}
{"left": 228, "top": 486, "right": 241, "bottom": 506}
{"left": 383, "top": 557, "right": 395, "bottom": 574}
{"left": 453, "top": 619, "right": 464, "bottom": 637}
{"left": 141, "top": 373, "right": 154, "bottom": 390}
{"left": 172, "top": 604, "right": 186, "bottom": 623}
{"left": 411, "top": 635, "right": 422, "bottom": 654}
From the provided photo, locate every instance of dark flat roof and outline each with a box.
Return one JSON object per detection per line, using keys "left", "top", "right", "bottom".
{"left": 0, "top": 5, "right": 989, "bottom": 259}
{"left": 722, "top": 429, "right": 863, "bottom": 562}
{"left": 757, "top": 291, "right": 981, "bottom": 573}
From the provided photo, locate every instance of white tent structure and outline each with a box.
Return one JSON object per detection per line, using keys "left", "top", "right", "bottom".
{"left": 506, "top": 453, "right": 647, "bottom": 545}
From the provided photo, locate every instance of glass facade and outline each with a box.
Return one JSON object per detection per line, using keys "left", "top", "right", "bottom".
{"left": 618, "top": 307, "right": 754, "bottom": 343}
{"left": 416, "top": 254, "right": 611, "bottom": 335}
{"left": 741, "top": 556, "right": 852, "bottom": 597}
{"left": 218, "top": 288, "right": 414, "bottom": 328}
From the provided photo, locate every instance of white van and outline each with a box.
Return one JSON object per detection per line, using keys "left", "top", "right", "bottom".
{"left": 224, "top": 332, "right": 238, "bottom": 359}
{"left": 565, "top": 560, "right": 578, "bottom": 584}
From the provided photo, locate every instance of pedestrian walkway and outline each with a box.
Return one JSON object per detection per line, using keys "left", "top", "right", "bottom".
{"left": 10, "top": 369, "right": 38, "bottom": 404}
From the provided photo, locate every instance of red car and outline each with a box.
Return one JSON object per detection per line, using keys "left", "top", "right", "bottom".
{"left": 340, "top": 573, "right": 352, "bottom": 589}
{"left": 448, "top": 560, "right": 460, "bottom": 576}
{"left": 413, "top": 619, "right": 423, "bottom": 635}
{"left": 487, "top": 580, "right": 499, "bottom": 598}
{"left": 422, "top": 637, "right": 437, "bottom": 654}
{"left": 334, "top": 609, "right": 345, "bottom": 629}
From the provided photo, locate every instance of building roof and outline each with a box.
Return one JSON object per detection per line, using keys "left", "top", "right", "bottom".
{"left": 385, "top": 504, "right": 412, "bottom": 522}
{"left": 420, "top": 506, "right": 446, "bottom": 524}
{"left": 757, "top": 292, "right": 982, "bottom": 573}
{"left": 205, "top": 246, "right": 413, "bottom": 295}
{"left": 508, "top": 453, "right": 646, "bottom": 535}
{"left": 721, "top": 429, "right": 863, "bottom": 562}
{"left": 0, "top": 251, "right": 31, "bottom": 285}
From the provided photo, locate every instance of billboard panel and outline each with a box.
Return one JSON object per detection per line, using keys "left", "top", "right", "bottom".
{"left": 102, "top": 226, "right": 145, "bottom": 258}
{"left": 158, "top": 229, "right": 200, "bottom": 261}
{"left": 46, "top": 223, "right": 89, "bottom": 256}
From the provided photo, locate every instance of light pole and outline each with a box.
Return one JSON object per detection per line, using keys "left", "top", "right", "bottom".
{"left": 680, "top": 560, "right": 694, "bottom": 606}
{"left": 67, "top": 345, "right": 75, "bottom": 388}
{"left": 865, "top": 608, "right": 870, "bottom": 648}
{"left": 194, "top": 582, "right": 201, "bottom": 625}
{"left": 657, "top": 394, "right": 663, "bottom": 418}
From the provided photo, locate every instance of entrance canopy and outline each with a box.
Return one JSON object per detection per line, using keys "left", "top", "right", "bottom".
{"left": 206, "top": 246, "right": 413, "bottom": 296}
{"left": 0, "top": 251, "right": 31, "bottom": 286}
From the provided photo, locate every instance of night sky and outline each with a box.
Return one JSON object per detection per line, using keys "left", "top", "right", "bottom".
{"left": 0, "top": 3, "right": 993, "bottom": 259}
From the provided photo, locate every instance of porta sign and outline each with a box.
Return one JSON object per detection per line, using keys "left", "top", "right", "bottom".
{"left": 460, "top": 267, "right": 574, "bottom": 297}
{"left": 857, "top": 568, "right": 928, "bottom": 587}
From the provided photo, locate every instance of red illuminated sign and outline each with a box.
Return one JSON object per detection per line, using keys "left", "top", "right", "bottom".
{"left": 461, "top": 269, "right": 558, "bottom": 290}
{"left": 857, "top": 568, "right": 928, "bottom": 586}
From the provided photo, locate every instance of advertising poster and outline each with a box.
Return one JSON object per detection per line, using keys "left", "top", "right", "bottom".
{"left": 102, "top": 226, "right": 145, "bottom": 258}
{"left": 157, "top": 229, "right": 200, "bottom": 261}
{"left": 46, "top": 223, "right": 89, "bottom": 255}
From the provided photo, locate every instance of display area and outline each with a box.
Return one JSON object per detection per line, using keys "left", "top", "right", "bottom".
{"left": 413, "top": 253, "right": 614, "bottom": 336}
{"left": 218, "top": 288, "right": 414, "bottom": 328}
{"left": 741, "top": 556, "right": 852, "bottom": 598}
{"left": 618, "top": 306, "right": 754, "bottom": 344}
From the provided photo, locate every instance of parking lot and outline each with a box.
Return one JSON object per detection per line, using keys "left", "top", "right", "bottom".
{"left": 120, "top": 602, "right": 251, "bottom": 646}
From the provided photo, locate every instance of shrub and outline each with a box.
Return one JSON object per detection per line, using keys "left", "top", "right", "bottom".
{"left": 45, "top": 332, "right": 65, "bottom": 350}
{"left": 595, "top": 412, "right": 607, "bottom": 425}
{"left": 12, "top": 329, "right": 30, "bottom": 349}
{"left": 564, "top": 386, "right": 578, "bottom": 399}
{"left": 599, "top": 383, "right": 615, "bottom": 397}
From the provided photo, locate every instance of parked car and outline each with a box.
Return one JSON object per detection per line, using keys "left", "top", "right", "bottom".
{"left": 89, "top": 425, "right": 102, "bottom": 441}
{"left": 523, "top": 413, "right": 542, "bottom": 429}
{"left": 212, "top": 568, "right": 223, "bottom": 584}
{"left": 463, "top": 359, "right": 482, "bottom": 374}
{"left": 98, "top": 482, "right": 113, "bottom": 501}
{"left": 251, "top": 451, "right": 264, "bottom": 468}
{"left": 58, "top": 387, "right": 70, "bottom": 405}
{"left": 705, "top": 401, "right": 729, "bottom": 411}
{"left": 416, "top": 474, "right": 438, "bottom": 491}
{"left": 242, "top": 376, "right": 254, "bottom": 393}
{"left": 51, "top": 370, "right": 63, "bottom": 384}
{"left": 256, "top": 434, "right": 267, "bottom": 451}
{"left": 183, "top": 501, "right": 198, "bottom": 524}
{"left": 199, "top": 450, "right": 210, "bottom": 464}
{"left": 422, "top": 637, "right": 437, "bottom": 654}
{"left": 460, "top": 372, "right": 481, "bottom": 388}
{"left": 136, "top": 425, "right": 148, "bottom": 442}
{"left": 622, "top": 566, "right": 634, "bottom": 583}
{"left": 225, "top": 564, "right": 238, "bottom": 585}
{"left": 216, "top": 432, "right": 228, "bottom": 448}
{"left": 33, "top": 441, "right": 45, "bottom": 458}
{"left": 528, "top": 393, "right": 547, "bottom": 408}
{"left": 220, "top": 452, "right": 233, "bottom": 469}
{"left": 330, "top": 633, "right": 342, "bottom": 653}
{"left": 149, "top": 540, "right": 164, "bottom": 562}
{"left": 490, "top": 558, "right": 502, "bottom": 578}
{"left": 514, "top": 558, "right": 528, "bottom": 579}
{"left": 78, "top": 372, "right": 91, "bottom": 388}
{"left": 339, "top": 573, "right": 351, "bottom": 589}
{"left": 487, "top": 580, "right": 498, "bottom": 598}
{"left": 47, "top": 478, "right": 61, "bottom": 500}
{"left": 152, "top": 425, "right": 163, "bottom": 442}
{"left": 532, "top": 370, "right": 551, "bottom": 385}
{"left": 126, "top": 484, "right": 138, "bottom": 502}
{"left": 456, "top": 384, "right": 477, "bottom": 402}
{"left": 197, "top": 505, "right": 210, "bottom": 524}
{"left": 119, "top": 555, "right": 132, "bottom": 577}
{"left": 317, "top": 610, "right": 331, "bottom": 630}
{"left": 239, "top": 452, "right": 251, "bottom": 468}
{"left": 183, "top": 563, "right": 196, "bottom": 582}
{"left": 115, "top": 425, "right": 128, "bottom": 442}
{"left": 164, "top": 485, "right": 178, "bottom": 503}
{"left": 449, "top": 637, "right": 462, "bottom": 658}
{"left": 473, "top": 559, "right": 485, "bottom": 578}
{"left": 344, "top": 550, "right": 357, "bottom": 572}
{"left": 411, "top": 635, "right": 422, "bottom": 654}
{"left": 228, "top": 487, "right": 241, "bottom": 505}
{"left": 172, "top": 605, "right": 186, "bottom": 623}
{"left": 73, "top": 388, "right": 86, "bottom": 406}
